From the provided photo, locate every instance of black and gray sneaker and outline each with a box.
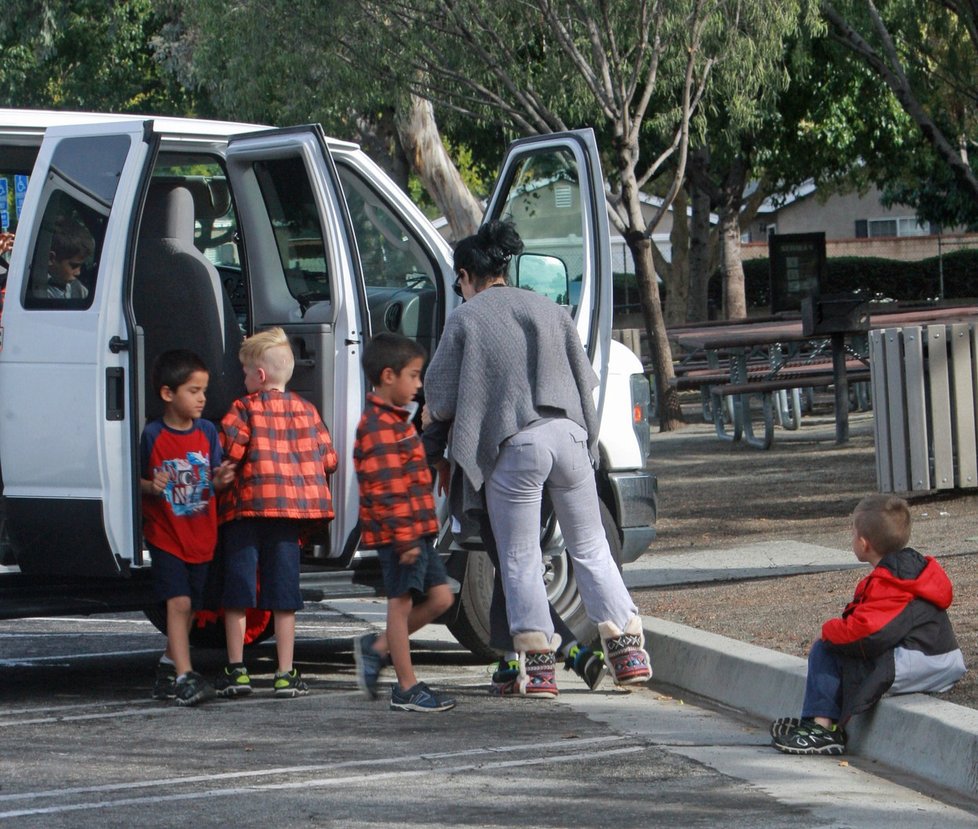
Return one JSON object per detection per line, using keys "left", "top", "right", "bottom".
{"left": 772, "top": 719, "right": 847, "bottom": 755}
{"left": 273, "top": 668, "right": 309, "bottom": 698}
{"left": 354, "top": 632, "right": 385, "bottom": 700}
{"left": 174, "top": 672, "right": 216, "bottom": 707}
{"left": 390, "top": 681, "right": 455, "bottom": 712}
{"left": 770, "top": 716, "right": 802, "bottom": 740}
{"left": 152, "top": 661, "right": 177, "bottom": 701}
{"left": 564, "top": 644, "right": 608, "bottom": 691}
{"left": 215, "top": 663, "right": 253, "bottom": 698}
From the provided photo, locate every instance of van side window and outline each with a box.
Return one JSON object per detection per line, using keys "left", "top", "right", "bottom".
{"left": 253, "top": 157, "right": 331, "bottom": 310}
{"left": 499, "top": 147, "right": 585, "bottom": 313}
{"left": 23, "top": 134, "right": 128, "bottom": 311}
{"left": 336, "top": 164, "right": 440, "bottom": 355}
{"left": 23, "top": 194, "right": 105, "bottom": 309}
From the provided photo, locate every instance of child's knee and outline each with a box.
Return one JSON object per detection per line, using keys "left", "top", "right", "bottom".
{"left": 168, "top": 594, "right": 192, "bottom": 615}
{"left": 430, "top": 584, "right": 455, "bottom": 614}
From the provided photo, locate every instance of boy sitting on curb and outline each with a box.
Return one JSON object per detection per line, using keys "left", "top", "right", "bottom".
{"left": 771, "top": 494, "right": 966, "bottom": 755}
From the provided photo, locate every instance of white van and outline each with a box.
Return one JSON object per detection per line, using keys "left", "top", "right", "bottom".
{"left": 0, "top": 110, "right": 656, "bottom": 655}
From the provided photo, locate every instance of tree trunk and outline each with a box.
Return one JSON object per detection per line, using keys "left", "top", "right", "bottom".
{"left": 719, "top": 207, "right": 747, "bottom": 320}
{"left": 353, "top": 107, "right": 411, "bottom": 193}
{"left": 395, "top": 94, "right": 482, "bottom": 242}
{"left": 686, "top": 178, "right": 713, "bottom": 322}
{"left": 660, "top": 187, "right": 689, "bottom": 326}
{"left": 627, "top": 230, "right": 683, "bottom": 431}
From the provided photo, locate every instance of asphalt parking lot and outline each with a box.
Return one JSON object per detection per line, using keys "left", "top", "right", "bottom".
{"left": 1, "top": 601, "right": 975, "bottom": 828}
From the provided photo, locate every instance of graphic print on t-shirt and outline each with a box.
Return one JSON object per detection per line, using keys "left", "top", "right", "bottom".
{"left": 162, "top": 451, "right": 212, "bottom": 516}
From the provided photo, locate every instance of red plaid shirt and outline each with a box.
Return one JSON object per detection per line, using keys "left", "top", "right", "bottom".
{"left": 354, "top": 393, "right": 439, "bottom": 553}
{"left": 219, "top": 390, "right": 338, "bottom": 523}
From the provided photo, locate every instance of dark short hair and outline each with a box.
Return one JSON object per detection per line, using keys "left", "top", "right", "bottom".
{"left": 361, "top": 333, "right": 426, "bottom": 385}
{"left": 853, "top": 494, "right": 912, "bottom": 554}
{"left": 50, "top": 216, "right": 95, "bottom": 261}
{"left": 151, "top": 349, "right": 209, "bottom": 399}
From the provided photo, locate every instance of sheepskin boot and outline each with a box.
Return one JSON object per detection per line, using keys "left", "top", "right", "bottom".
{"left": 598, "top": 617, "right": 652, "bottom": 686}
{"left": 513, "top": 631, "right": 561, "bottom": 699}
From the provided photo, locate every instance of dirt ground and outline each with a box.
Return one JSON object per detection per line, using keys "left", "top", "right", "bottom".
{"left": 630, "top": 398, "right": 978, "bottom": 710}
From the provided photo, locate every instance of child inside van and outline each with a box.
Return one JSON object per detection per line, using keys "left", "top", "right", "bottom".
{"left": 141, "top": 349, "right": 236, "bottom": 706}
{"left": 216, "top": 327, "right": 337, "bottom": 698}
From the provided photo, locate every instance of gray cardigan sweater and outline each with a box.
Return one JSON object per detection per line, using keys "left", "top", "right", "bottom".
{"left": 424, "top": 286, "right": 599, "bottom": 505}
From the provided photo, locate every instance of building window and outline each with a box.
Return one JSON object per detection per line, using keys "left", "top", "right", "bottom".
{"left": 859, "top": 216, "right": 929, "bottom": 238}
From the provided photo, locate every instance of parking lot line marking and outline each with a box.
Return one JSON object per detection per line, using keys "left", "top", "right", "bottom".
{"left": 0, "top": 735, "right": 632, "bottom": 805}
{"left": 0, "top": 648, "right": 161, "bottom": 667}
{"left": 0, "top": 742, "right": 646, "bottom": 818}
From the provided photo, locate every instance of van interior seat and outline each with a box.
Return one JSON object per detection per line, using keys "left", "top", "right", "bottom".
{"left": 133, "top": 183, "right": 244, "bottom": 423}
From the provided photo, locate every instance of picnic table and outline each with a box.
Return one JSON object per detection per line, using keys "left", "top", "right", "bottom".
{"left": 669, "top": 303, "right": 978, "bottom": 449}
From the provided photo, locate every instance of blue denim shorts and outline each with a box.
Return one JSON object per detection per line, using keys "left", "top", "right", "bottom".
{"left": 150, "top": 544, "right": 209, "bottom": 609}
{"left": 377, "top": 536, "right": 448, "bottom": 599}
{"left": 220, "top": 518, "right": 303, "bottom": 611}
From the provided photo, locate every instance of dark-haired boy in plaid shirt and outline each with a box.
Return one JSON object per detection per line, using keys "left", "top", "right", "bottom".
{"left": 216, "top": 327, "right": 337, "bottom": 699}
{"left": 353, "top": 333, "right": 455, "bottom": 712}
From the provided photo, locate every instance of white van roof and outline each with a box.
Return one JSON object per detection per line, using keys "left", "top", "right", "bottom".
{"left": 0, "top": 109, "right": 361, "bottom": 152}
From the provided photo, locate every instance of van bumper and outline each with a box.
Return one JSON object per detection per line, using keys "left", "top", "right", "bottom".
{"left": 606, "top": 470, "right": 657, "bottom": 563}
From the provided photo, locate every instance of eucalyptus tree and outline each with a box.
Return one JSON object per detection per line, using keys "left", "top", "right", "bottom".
{"left": 348, "top": 0, "right": 810, "bottom": 430}
{"left": 822, "top": 0, "right": 978, "bottom": 214}
{"left": 0, "top": 0, "right": 193, "bottom": 113}
{"left": 169, "top": 0, "right": 484, "bottom": 239}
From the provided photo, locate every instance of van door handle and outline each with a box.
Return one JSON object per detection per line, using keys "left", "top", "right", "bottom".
{"left": 109, "top": 336, "right": 129, "bottom": 353}
{"left": 106, "top": 367, "right": 125, "bottom": 420}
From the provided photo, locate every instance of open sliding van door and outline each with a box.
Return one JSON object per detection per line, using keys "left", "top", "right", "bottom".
{"left": 0, "top": 121, "right": 154, "bottom": 576}
{"left": 480, "top": 128, "right": 612, "bottom": 419}
{"left": 223, "top": 125, "right": 368, "bottom": 564}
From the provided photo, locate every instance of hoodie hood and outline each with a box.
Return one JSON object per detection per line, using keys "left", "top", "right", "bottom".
{"left": 874, "top": 548, "right": 953, "bottom": 611}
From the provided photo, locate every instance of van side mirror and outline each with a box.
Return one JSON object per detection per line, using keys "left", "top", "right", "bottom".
{"left": 514, "top": 253, "right": 570, "bottom": 305}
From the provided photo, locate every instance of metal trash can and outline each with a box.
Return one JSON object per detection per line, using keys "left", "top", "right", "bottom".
{"left": 870, "top": 322, "right": 978, "bottom": 492}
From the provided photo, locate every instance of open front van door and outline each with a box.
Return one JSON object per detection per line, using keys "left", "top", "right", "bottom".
{"left": 0, "top": 121, "right": 152, "bottom": 576}
{"left": 480, "top": 128, "right": 612, "bottom": 418}
{"left": 446, "top": 128, "right": 619, "bottom": 657}
{"left": 224, "top": 125, "right": 368, "bottom": 563}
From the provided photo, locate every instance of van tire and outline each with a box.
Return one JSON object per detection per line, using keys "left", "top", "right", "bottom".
{"left": 446, "top": 500, "right": 622, "bottom": 659}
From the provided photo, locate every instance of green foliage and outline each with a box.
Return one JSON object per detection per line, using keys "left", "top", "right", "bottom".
{"left": 0, "top": 0, "right": 194, "bottom": 113}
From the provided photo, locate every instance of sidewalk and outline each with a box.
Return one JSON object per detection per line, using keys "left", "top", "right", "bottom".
{"left": 627, "top": 545, "right": 978, "bottom": 803}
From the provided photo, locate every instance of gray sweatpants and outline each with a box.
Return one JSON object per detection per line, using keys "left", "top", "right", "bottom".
{"left": 485, "top": 418, "right": 638, "bottom": 640}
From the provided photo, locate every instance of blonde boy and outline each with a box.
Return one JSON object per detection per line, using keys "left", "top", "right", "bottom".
{"left": 216, "top": 327, "right": 337, "bottom": 698}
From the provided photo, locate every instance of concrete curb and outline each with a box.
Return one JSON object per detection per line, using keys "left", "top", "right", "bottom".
{"left": 646, "top": 615, "right": 978, "bottom": 802}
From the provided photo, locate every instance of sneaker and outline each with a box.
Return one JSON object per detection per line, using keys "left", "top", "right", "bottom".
{"left": 772, "top": 720, "right": 847, "bottom": 755}
{"left": 214, "top": 664, "right": 253, "bottom": 698}
{"left": 390, "top": 681, "right": 456, "bottom": 712}
{"left": 174, "top": 672, "right": 216, "bottom": 707}
{"left": 769, "top": 716, "right": 802, "bottom": 740}
{"left": 564, "top": 644, "right": 607, "bottom": 691}
{"left": 273, "top": 668, "right": 309, "bottom": 698}
{"left": 599, "top": 618, "right": 652, "bottom": 686}
{"left": 152, "top": 661, "right": 176, "bottom": 701}
{"left": 354, "top": 632, "right": 385, "bottom": 700}
{"left": 489, "top": 659, "right": 520, "bottom": 696}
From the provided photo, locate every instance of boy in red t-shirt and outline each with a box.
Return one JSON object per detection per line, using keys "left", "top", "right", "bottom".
{"left": 141, "top": 350, "right": 235, "bottom": 706}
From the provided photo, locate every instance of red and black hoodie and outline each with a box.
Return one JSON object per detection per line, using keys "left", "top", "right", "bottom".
{"left": 822, "top": 547, "right": 964, "bottom": 722}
